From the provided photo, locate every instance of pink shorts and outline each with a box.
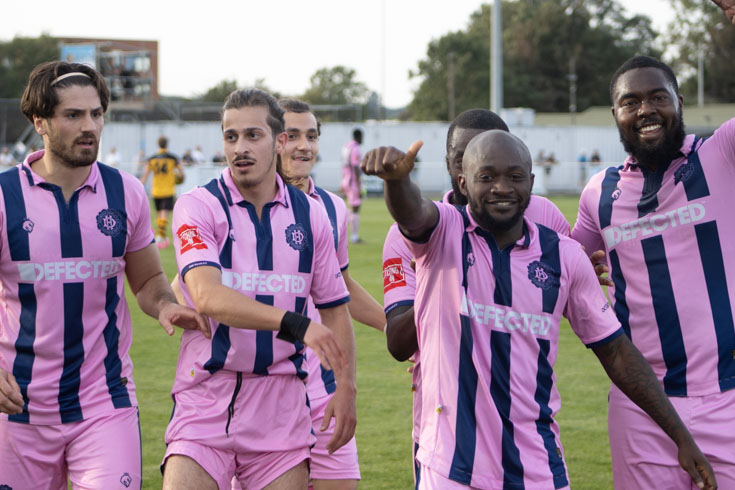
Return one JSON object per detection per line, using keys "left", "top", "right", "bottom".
{"left": 0, "top": 406, "right": 141, "bottom": 490}
{"left": 163, "top": 372, "right": 314, "bottom": 490}
{"left": 309, "top": 393, "right": 361, "bottom": 482}
{"left": 609, "top": 383, "right": 735, "bottom": 489}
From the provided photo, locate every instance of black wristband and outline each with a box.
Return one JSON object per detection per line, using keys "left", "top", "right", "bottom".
{"left": 277, "top": 311, "right": 311, "bottom": 343}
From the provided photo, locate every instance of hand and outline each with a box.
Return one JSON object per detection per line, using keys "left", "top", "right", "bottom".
{"left": 158, "top": 301, "right": 211, "bottom": 339}
{"left": 361, "top": 140, "right": 423, "bottom": 181}
{"left": 712, "top": 0, "right": 735, "bottom": 24}
{"left": 303, "top": 321, "right": 347, "bottom": 377}
{"left": 0, "top": 368, "right": 24, "bottom": 415}
{"left": 322, "top": 382, "right": 357, "bottom": 454}
{"left": 677, "top": 439, "right": 718, "bottom": 490}
{"left": 589, "top": 249, "right": 614, "bottom": 287}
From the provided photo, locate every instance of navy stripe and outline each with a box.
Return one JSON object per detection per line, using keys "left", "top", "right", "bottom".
{"left": 241, "top": 202, "right": 274, "bottom": 271}
{"left": 534, "top": 338, "right": 569, "bottom": 488}
{"left": 41, "top": 184, "right": 84, "bottom": 258}
{"left": 641, "top": 236, "right": 687, "bottom": 395}
{"left": 203, "top": 324, "right": 231, "bottom": 374}
{"left": 385, "top": 299, "right": 414, "bottom": 315}
{"left": 102, "top": 276, "right": 131, "bottom": 408}
{"left": 586, "top": 327, "right": 626, "bottom": 349}
{"left": 181, "top": 261, "right": 221, "bottom": 280}
{"left": 59, "top": 282, "right": 85, "bottom": 423}
{"left": 448, "top": 313, "right": 478, "bottom": 485}
{"left": 288, "top": 185, "right": 314, "bottom": 274}
{"left": 9, "top": 283, "right": 37, "bottom": 423}
{"left": 481, "top": 233, "right": 512, "bottom": 306}
{"left": 695, "top": 222, "right": 735, "bottom": 391}
{"left": 314, "top": 186, "right": 339, "bottom": 251}
{"left": 490, "top": 330, "right": 524, "bottom": 488}
{"left": 203, "top": 179, "right": 234, "bottom": 269}
{"left": 598, "top": 166, "right": 622, "bottom": 229}
{"left": 414, "top": 441, "right": 421, "bottom": 490}
{"left": 253, "top": 295, "right": 274, "bottom": 375}
{"left": 98, "top": 164, "right": 128, "bottom": 257}
{"left": 608, "top": 250, "right": 632, "bottom": 339}
{"left": 681, "top": 138, "right": 710, "bottom": 201}
{"left": 536, "top": 225, "right": 561, "bottom": 314}
{"left": 0, "top": 168, "right": 31, "bottom": 261}
{"left": 314, "top": 296, "right": 351, "bottom": 309}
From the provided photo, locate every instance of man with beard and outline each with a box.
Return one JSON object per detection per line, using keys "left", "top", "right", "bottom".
{"left": 0, "top": 61, "right": 208, "bottom": 490}
{"left": 572, "top": 41, "right": 735, "bottom": 490}
{"left": 362, "top": 130, "right": 716, "bottom": 489}
{"left": 381, "top": 109, "right": 570, "bottom": 484}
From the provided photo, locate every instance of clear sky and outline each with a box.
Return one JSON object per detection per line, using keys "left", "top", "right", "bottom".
{"left": 4, "top": 0, "right": 674, "bottom": 108}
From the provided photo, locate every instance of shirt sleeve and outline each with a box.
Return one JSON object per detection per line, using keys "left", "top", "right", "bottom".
{"left": 310, "top": 205, "right": 350, "bottom": 309}
{"left": 382, "top": 223, "right": 416, "bottom": 313}
{"left": 563, "top": 243, "right": 624, "bottom": 347}
{"left": 335, "top": 195, "right": 349, "bottom": 270}
{"left": 571, "top": 181, "right": 606, "bottom": 258}
{"left": 713, "top": 117, "right": 735, "bottom": 166}
{"left": 404, "top": 202, "right": 456, "bottom": 265}
{"left": 172, "top": 192, "right": 224, "bottom": 280}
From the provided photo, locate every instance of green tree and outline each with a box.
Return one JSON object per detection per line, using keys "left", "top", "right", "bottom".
{"left": 667, "top": 0, "right": 735, "bottom": 103}
{"left": 407, "top": 0, "right": 661, "bottom": 120}
{"left": 301, "top": 66, "right": 369, "bottom": 106}
{"left": 0, "top": 34, "right": 60, "bottom": 98}
{"left": 197, "top": 77, "right": 278, "bottom": 102}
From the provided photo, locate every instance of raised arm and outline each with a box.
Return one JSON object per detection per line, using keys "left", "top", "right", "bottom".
{"left": 592, "top": 336, "right": 717, "bottom": 490}
{"left": 342, "top": 268, "right": 386, "bottom": 332}
{"left": 712, "top": 0, "right": 735, "bottom": 24}
{"left": 361, "top": 141, "right": 438, "bottom": 241}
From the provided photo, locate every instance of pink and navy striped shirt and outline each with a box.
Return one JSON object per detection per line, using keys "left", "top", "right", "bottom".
{"left": 0, "top": 151, "right": 154, "bottom": 425}
{"left": 171, "top": 170, "right": 349, "bottom": 394}
{"left": 408, "top": 203, "right": 621, "bottom": 489}
{"left": 573, "top": 118, "right": 735, "bottom": 397}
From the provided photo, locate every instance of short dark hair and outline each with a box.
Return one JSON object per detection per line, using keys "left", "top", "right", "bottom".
{"left": 446, "top": 109, "right": 509, "bottom": 151}
{"left": 353, "top": 128, "right": 363, "bottom": 140}
{"left": 158, "top": 136, "right": 168, "bottom": 149}
{"left": 221, "top": 88, "right": 284, "bottom": 136}
{"left": 278, "top": 98, "right": 321, "bottom": 136}
{"left": 20, "top": 61, "right": 110, "bottom": 123}
{"left": 609, "top": 55, "right": 679, "bottom": 104}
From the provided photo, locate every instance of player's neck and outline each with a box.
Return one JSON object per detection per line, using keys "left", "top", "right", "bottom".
{"left": 32, "top": 150, "right": 93, "bottom": 202}
{"left": 291, "top": 176, "right": 310, "bottom": 194}
{"left": 235, "top": 177, "right": 278, "bottom": 219}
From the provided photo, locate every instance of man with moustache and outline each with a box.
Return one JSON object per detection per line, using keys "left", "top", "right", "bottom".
{"left": 572, "top": 4, "right": 735, "bottom": 486}
{"left": 362, "top": 130, "right": 716, "bottom": 489}
{"left": 163, "top": 89, "right": 356, "bottom": 490}
{"left": 0, "top": 61, "right": 207, "bottom": 490}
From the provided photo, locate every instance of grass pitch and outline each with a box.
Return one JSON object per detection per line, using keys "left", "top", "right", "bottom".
{"left": 129, "top": 195, "right": 613, "bottom": 489}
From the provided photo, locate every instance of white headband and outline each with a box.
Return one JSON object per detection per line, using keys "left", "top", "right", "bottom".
{"left": 51, "top": 72, "right": 92, "bottom": 86}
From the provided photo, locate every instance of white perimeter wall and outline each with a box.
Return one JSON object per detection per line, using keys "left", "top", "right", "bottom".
{"left": 100, "top": 120, "right": 628, "bottom": 195}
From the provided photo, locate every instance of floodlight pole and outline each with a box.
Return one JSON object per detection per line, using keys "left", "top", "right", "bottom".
{"left": 490, "top": 0, "right": 503, "bottom": 113}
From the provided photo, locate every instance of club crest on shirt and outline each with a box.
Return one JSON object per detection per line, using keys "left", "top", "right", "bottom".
{"left": 383, "top": 257, "right": 406, "bottom": 292}
{"left": 177, "top": 224, "right": 207, "bottom": 253}
{"left": 120, "top": 473, "right": 132, "bottom": 488}
{"left": 527, "top": 260, "right": 560, "bottom": 290}
{"left": 96, "top": 209, "right": 124, "bottom": 237}
{"left": 22, "top": 218, "right": 34, "bottom": 233}
{"left": 674, "top": 160, "right": 694, "bottom": 185}
{"left": 285, "top": 223, "right": 309, "bottom": 251}
{"left": 611, "top": 187, "right": 622, "bottom": 200}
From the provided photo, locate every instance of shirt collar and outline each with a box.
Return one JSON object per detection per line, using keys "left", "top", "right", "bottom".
{"left": 21, "top": 149, "right": 99, "bottom": 192}
{"left": 462, "top": 205, "right": 532, "bottom": 249}
{"left": 219, "top": 167, "right": 289, "bottom": 208}
{"left": 307, "top": 177, "right": 317, "bottom": 197}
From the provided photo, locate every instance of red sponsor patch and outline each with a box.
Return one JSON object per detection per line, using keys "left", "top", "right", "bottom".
{"left": 383, "top": 257, "right": 407, "bottom": 293}
{"left": 177, "top": 224, "right": 208, "bottom": 253}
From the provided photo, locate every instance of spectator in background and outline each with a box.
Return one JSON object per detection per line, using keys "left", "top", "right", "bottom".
{"left": 590, "top": 149, "right": 601, "bottom": 162}
{"left": 0, "top": 146, "right": 15, "bottom": 167}
{"left": 191, "top": 145, "right": 206, "bottom": 165}
{"left": 105, "top": 146, "right": 121, "bottom": 167}
{"left": 182, "top": 149, "right": 195, "bottom": 167}
{"left": 211, "top": 151, "right": 226, "bottom": 163}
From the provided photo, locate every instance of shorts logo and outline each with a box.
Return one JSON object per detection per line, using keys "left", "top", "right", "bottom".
{"left": 96, "top": 209, "right": 124, "bottom": 237}
{"left": 674, "top": 161, "right": 694, "bottom": 185}
{"left": 285, "top": 223, "right": 309, "bottom": 251}
{"left": 177, "top": 224, "right": 207, "bottom": 253}
{"left": 22, "top": 218, "right": 34, "bottom": 233}
{"left": 527, "top": 260, "right": 559, "bottom": 290}
{"left": 466, "top": 252, "right": 475, "bottom": 266}
{"left": 383, "top": 257, "right": 406, "bottom": 293}
{"left": 611, "top": 187, "right": 622, "bottom": 200}
{"left": 120, "top": 473, "right": 132, "bottom": 488}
